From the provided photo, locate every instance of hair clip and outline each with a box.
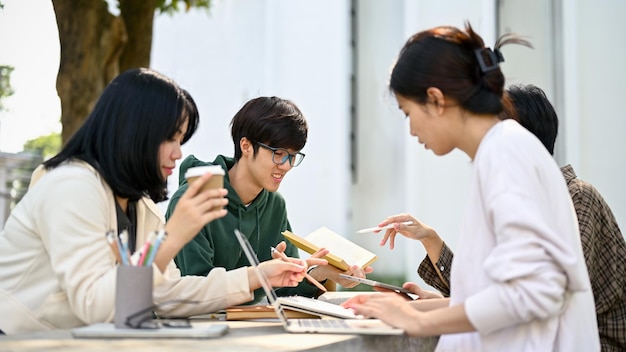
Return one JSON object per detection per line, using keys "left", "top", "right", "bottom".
{"left": 475, "top": 48, "right": 504, "bottom": 73}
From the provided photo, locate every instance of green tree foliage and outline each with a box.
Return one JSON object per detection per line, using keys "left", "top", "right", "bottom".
{"left": 23, "top": 132, "right": 61, "bottom": 160}
{"left": 0, "top": 65, "right": 14, "bottom": 111}
{"left": 156, "top": 0, "right": 211, "bottom": 15}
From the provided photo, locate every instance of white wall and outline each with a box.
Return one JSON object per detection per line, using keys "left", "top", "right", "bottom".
{"left": 151, "top": 0, "right": 626, "bottom": 289}
{"left": 371, "top": 0, "right": 495, "bottom": 285}
{"left": 498, "top": 0, "right": 556, "bottom": 112}
{"left": 498, "top": 0, "right": 626, "bottom": 231}
{"left": 563, "top": 0, "right": 626, "bottom": 229}
{"left": 1, "top": 0, "right": 623, "bottom": 289}
{"left": 152, "top": 0, "right": 494, "bottom": 285}
{"left": 152, "top": 0, "right": 353, "bottom": 237}
{"left": 350, "top": 0, "right": 411, "bottom": 277}
{"left": 355, "top": 0, "right": 626, "bottom": 287}
{"left": 399, "top": 0, "right": 496, "bottom": 288}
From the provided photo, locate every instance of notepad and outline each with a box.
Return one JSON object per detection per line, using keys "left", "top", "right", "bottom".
{"left": 282, "top": 227, "right": 378, "bottom": 270}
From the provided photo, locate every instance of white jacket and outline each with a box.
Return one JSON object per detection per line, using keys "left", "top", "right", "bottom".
{"left": 0, "top": 161, "right": 253, "bottom": 334}
{"left": 436, "top": 120, "right": 599, "bottom": 351}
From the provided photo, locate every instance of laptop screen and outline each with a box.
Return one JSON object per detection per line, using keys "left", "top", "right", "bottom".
{"left": 233, "top": 229, "right": 405, "bottom": 336}
{"left": 233, "top": 229, "right": 289, "bottom": 322}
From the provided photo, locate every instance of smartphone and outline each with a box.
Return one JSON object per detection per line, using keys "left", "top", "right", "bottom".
{"left": 338, "top": 274, "right": 413, "bottom": 294}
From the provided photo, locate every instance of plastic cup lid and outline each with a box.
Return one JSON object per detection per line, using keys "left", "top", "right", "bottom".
{"left": 184, "top": 165, "right": 225, "bottom": 178}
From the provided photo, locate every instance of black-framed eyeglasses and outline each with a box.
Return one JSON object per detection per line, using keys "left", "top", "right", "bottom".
{"left": 124, "top": 299, "right": 198, "bottom": 329}
{"left": 256, "top": 142, "right": 305, "bottom": 167}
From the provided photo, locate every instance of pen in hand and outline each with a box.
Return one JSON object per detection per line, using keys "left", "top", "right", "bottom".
{"left": 270, "top": 246, "right": 327, "bottom": 292}
{"left": 356, "top": 221, "right": 414, "bottom": 234}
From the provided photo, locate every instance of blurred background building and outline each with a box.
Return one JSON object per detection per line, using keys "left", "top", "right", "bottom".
{"left": 1, "top": 0, "right": 625, "bottom": 290}
{"left": 0, "top": 152, "right": 42, "bottom": 227}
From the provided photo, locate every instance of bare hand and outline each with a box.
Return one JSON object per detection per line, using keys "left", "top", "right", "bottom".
{"left": 256, "top": 258, "right": 307, "bottom": 287}
{"left": 402, "top": 282, "right": 444, "bottom": 299}
{"left": 310, "top": 264, "right": 374, "bottom": 288}
{"left": 371, "top": 285, "right": 414, "bottom": 301}
{"left": 272, "top": 241, "right": 374, "bottom": 289}
{"left": 377, "top": 213, "right": 436, "bottom": 250}
{"left": 342, "top": 292, "right": 419, "bottom": 330}
{"left": 155, "top": 173, "right": 228, "bottom": 271}
{"left": 272, "top": 241, "right": 329, "bottom": 268}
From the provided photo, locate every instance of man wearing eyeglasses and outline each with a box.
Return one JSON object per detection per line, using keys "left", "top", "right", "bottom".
{"left": 166, "top": 96, "right": 369, "bottom": 304}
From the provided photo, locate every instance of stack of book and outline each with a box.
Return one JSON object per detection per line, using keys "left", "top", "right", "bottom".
{"left": 224, "top": 305, "right": 320, "bottom": 320}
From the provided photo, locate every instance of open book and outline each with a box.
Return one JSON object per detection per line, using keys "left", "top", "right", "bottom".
{"left": 282, "top": 227, "right": 378, "bottom": 270}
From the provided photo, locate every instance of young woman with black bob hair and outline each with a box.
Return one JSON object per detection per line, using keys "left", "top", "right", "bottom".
{"left": 0, "top": 68, "right": 309, "bottom": 334}
{"left": 342, "top": 23, "right": 599, "bottom": 351}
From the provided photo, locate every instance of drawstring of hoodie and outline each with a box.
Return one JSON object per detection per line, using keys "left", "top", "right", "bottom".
{"left": 237, "top": 207, "right": 243, "bottom": 260}
{"left": 255, "top": 207, "right": 261, "bottom": 254}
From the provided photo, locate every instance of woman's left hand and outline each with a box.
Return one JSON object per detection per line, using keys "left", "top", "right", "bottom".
{"left": 342, "top": 292, "right": 419, "bottom": 330}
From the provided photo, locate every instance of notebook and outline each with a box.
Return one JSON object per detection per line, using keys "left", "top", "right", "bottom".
{"left": 234, "top": 229, "right": 404, "bottom": 335}
{"left": 71, "top": 322, "right": 229, "bottom": 339}
{"left": 282, "top": 227, "right": 378, "bottom": 270}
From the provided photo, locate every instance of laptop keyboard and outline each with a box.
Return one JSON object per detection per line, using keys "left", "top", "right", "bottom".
{"left": 277, "top": 296, "right": 359, "bottom": 319}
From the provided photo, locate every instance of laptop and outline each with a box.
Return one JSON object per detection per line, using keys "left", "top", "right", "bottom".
{"left": 233, "top": 229, "right": 404, "bottom": 335}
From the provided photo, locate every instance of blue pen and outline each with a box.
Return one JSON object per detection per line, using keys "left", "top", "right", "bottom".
{"left": 118, "top": 230, "right": 130, "bottom": 266}
{"left": 144, "top": 230, "right": 167, "bottom": 266}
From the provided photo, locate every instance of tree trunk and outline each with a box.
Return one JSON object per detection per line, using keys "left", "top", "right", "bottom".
{"left": 53, "top": 0, "right": 128, "bottom": 144}
{"left": 119, "top": 0, "right": 157, "bottom": 72}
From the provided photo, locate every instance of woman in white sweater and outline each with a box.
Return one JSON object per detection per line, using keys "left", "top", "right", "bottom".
{"left": 0, "top": 68, "right": 311, "bottom": 334}
{"left": 342, "top": 23, "right": 599, "bottom": 351}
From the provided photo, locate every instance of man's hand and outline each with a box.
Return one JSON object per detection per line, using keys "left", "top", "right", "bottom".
{"left": 309, "top": 264, "right": 374, "bottom": 288}
{"left": 272, "top": 241, "right": 329, "bottom": 268}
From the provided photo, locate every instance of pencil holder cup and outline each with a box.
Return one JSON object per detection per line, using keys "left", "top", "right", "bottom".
{"left": 114, "top": 265, "right": 154, "bottom": 329}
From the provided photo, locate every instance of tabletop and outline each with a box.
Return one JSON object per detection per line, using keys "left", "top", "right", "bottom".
{"left": 0, "top": 320, "right": 439, "bottom": 352}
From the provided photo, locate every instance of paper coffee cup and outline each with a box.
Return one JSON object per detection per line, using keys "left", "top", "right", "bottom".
{"left": 185, "top": 165, "right": 226, "bottom": 212}
{"left": 185, "top": 165, "right": 225, "bottom": 193}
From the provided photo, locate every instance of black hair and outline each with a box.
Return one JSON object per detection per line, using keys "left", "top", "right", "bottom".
{"left": 507, "top": 84, "right": 559, "bottom": 154}
{"left": 390, "top": 22, "right": 532, "bottom": 115}
{"left": 230, "top": 96, "right": 308, "bottom": 161}
{"left": 44, "top": 68, "right": 199, "bottom": 202}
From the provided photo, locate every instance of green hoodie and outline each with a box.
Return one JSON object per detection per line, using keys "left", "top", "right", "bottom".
{"left": 166, "top": 155, "right": 320, "bottom": 304}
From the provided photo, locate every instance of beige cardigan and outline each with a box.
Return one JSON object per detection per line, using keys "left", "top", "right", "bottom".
{"left": 0, "top": 161, "right": 253, "bottom": 334}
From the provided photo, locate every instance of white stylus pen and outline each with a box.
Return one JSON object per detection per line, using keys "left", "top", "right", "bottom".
{"left": 356, "top": 221, "right": 413, "bottom": 234}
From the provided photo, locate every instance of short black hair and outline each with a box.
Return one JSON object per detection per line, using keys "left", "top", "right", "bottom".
{"left": 230, "top": 96, "right": 308, "bottom": 161}
{"left": 507, "top": 84, "right": 559, "bottom": 154}
{"left": 45, "top": 68, "right": 199, "bottom": 202}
